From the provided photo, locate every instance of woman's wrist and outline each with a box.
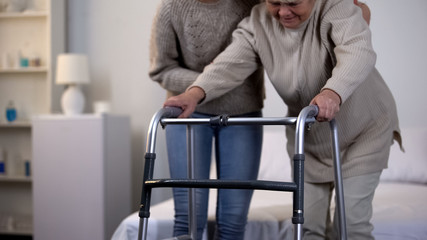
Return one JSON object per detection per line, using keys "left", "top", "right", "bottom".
{"left": 187, "top": 86, "right": 206, "bottom": 104}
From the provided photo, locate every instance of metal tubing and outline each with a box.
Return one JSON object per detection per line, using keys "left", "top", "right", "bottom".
{"left": 146, "top": 108, "right": 173, "bottom": 153}
{"left": 139, "top": 106, "right": 348, "bottom": 240}
{"left": 330, "top": 120, "right": 347, "bottom": 240}
{"left": 187, "top": 125, "right": 197, "bottom": 240}
{"left": 292, "top": 105, "right": 319, "bottom": 240}
{"left": 138, "top": 107, "right": 183, "bottom": 240}
{"left": 295, "top": 105, "right": 319, "bottom": 155}
{"left": 145, "top": 179, "right": 297, "bottom": 191}
{"left": 161, "top": 117, "right": 305, "bottom": 126}
{"left": 138, "top": 218, "right": 149, "bottom": 240}
{"left": 294, "top": 224, "right": 303, "bottom": 240}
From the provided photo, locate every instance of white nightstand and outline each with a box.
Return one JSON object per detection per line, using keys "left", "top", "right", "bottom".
{"left": 32, "top": 114, "right": 131, "bottom": 240}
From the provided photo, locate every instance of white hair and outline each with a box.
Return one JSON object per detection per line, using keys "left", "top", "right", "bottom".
{"left": 279, "top": 0, "right": 300, "bottom": 3}
{"left": 265, "top": 0, "right": 302, "bottom": 3}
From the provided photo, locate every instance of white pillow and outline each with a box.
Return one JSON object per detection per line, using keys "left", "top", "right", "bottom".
{"left": 208, "top": 128, "right": 292, "bottom": 182}
{"left": 258, "top": 129, "right": 292, "bottom": 182}
{"left": 380, "top": 127, "right": 427, "bottom": 184}
{"left": 259, "top": 127, "right": 427, "bottom": 184}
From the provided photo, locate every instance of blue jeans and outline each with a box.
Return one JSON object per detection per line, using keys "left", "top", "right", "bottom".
{"left": 166, "top": 111, "right": 263, "bottom": 240}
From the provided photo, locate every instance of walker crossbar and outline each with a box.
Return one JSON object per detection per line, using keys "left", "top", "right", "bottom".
{"left": 145, "top": 179, "right": 298, "bottom": 192}
{"left": 161, "top": 116, "right": 301, "bottom": 126}
{"left": 138, "top": 106, "right": 347, "bottom": 240}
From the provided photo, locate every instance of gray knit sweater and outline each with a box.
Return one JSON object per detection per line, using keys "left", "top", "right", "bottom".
{"left": 149, "top": 0, "right": 264, "bottom": 116}
{"left": 191, "top": 0, "right": 401, "bottom": 182}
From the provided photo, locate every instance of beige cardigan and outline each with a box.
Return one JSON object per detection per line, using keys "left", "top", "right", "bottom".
{"left": 192, "top": 0, "right": 401, "bottom": 182}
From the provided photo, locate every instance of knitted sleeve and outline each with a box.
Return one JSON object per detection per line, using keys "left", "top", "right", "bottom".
{"left": 148, "top": 0, "right": 200, "bottom": 94}
{"left": 320, "top": 0, "right": 377, "bottom": 103}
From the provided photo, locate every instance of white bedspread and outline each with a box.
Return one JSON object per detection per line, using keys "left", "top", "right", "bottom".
{"left": 112, "top": 182, "right": 427, "bottom": 240}
{"left": 371, "top": 183, "right": 427, "bottom": 240}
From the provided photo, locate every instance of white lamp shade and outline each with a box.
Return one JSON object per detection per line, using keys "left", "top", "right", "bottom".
{"left": 56, "top": 54, "right": 90, "bottom": 85}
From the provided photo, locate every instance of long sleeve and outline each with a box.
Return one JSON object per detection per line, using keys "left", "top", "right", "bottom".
{"left": 148, "top": 0, "right": 200, "bottom": 94}
{"left": 319, "top": 0, "right": 376, "bottom": 103}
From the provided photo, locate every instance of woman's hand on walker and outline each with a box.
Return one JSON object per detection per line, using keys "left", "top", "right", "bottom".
{"left": 310, "top": 89, "right": 341, "bottom": 122}
{"left": 163, "top": 86, "right": 206, "bottom": 118}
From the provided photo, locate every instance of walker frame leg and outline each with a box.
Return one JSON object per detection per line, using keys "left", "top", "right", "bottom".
{"left": 187, "top": 125, "right": 197, "bottom": 240}
{"left": 330, "top": 120, "right": 347, "bottom": 240}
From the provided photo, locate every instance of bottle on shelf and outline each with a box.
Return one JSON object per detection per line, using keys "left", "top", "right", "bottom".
{"left": 29, "top": 53, "right": 41, "bottom": 67}
{"left": 20, "top": 56, "right": 29, "bottom": 68}
{"left": 6, "top": 100, "right": 17, "bottom": 122}
{"left": 0, "top": 148, "right": 5, "bottom": 175}
{"left": 13, "top": 51, "right": 21, "bottom": 69}
{"left": 25, "top": 160, "right": 30, "bottom": 177}
{"left": 1, "top": 53, "right": 11, "bottom": 69}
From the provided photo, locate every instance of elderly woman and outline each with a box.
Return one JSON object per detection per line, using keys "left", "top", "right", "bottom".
{"left": 164, "top": 0, "right": 401, "bottom": 239}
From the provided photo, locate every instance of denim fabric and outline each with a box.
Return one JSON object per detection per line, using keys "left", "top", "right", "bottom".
{"left": 166, "top": 111, "right": 263, "bottom": 240}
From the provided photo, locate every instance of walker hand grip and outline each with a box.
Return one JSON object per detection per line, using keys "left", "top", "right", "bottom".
{"left": 162, "top": 107, "right": 183, "bottom": 118}
{"left": 307, "top": 105, "right": 319, "bottom": 118}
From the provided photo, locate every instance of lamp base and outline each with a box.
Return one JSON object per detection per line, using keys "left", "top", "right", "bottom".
{"left": 61, "top": 85, "right": 85, "bottom": 115}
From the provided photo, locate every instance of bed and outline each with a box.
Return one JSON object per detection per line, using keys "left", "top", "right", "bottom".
{"left": 112, "top": 127, "right": 427, "bottom": 240}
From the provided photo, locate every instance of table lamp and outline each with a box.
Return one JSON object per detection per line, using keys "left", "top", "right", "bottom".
{"left": 55, "top": 54, "right": 90, "bottom": 115}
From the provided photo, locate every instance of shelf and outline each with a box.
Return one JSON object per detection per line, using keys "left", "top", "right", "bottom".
{"left": 0, "top": 11, "right": 47, "bottom": 19}
{"left": 0, "top": 228, "right": 32, "bottom": 236}
{"left": 0, "top": 67, "right": 48, "bottom": 73}
{"left": 0, "top": 175, "right": 32, "bottom": 183}
{"left": 0, "top": 213, "right": 32, "bottom": 236}
{"left": 0, "top": 121, "right": 31, "bottom": 128}
{"left": 0, "top": 0, "right": 65, "bottom": 227}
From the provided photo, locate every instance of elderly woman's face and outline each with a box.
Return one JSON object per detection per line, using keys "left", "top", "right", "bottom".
{"left": 266, "top": 0, "right": 316, "bottom": 29}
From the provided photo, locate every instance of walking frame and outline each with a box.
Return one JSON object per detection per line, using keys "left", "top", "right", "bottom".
{"left": 137, "top": 105, "right": 347, "bottom": 240}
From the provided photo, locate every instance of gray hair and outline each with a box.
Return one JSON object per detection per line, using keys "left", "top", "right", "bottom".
{"left": 265, "top": 0, "right": 301, "bottom": 3}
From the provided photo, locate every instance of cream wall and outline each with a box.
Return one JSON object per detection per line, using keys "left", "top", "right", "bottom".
{"left": 67, "top": 0, "right": 171, "bottom": 209}
{"left": 66, "top": 0, "right": 427, "bottom": 212}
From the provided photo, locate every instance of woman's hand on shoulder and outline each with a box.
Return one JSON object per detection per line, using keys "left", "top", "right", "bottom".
{"left": 354, "top": 0, "right": 371, "bottom": 25}
{"left": 310, "top": 89, "right": 341, "bottom": 122}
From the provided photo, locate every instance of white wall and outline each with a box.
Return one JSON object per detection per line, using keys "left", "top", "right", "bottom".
{"left": 368, "top": 0, "right": 427, "bottom": 129}
{"left": 66, "top": 0, "right": 427, "bottom": 212}
{"left": 67, "top": 0, "right": 170, "bottom": 209}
